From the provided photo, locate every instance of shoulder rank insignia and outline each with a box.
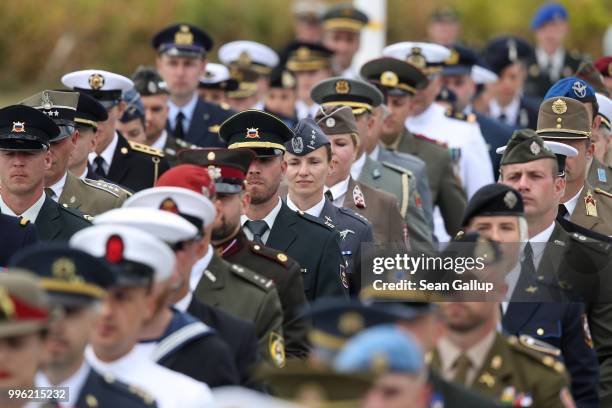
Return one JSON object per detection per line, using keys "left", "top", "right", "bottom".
{"left": 597, "top": 168, "right": 608, "bottom": 183}
{"left": 352, "top": 184, "right": 366, "bottom": 208}
{"left": 208, "top": 125, "right": 221, "bottom": 133}
{"left": 83, "top": 178, "right": 121, "bottom": 197}
{"left": 128, "top": 141, "right": 165, "bottom": 157}
{"left": 324, "top": 215, "right": 335, "bottom": 229}
{"left": 584, "top": 190, "right": 597, "bottom": 217}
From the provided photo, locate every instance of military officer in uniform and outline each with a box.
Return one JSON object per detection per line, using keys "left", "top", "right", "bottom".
{"left": 282, "top": 41, "right": 334, "bottom": 119}
{"left": 284, "top": 118, "right": 374, "bottom": 294}
{"left": 222, "top": 109, "right": 348, "bottom": 301}
{"left": 197, "top": 62, "right": 239, "bottom": 105}
{"left": 316, "top": 105, "right": 407, "bottom": 246}
{"left": 0, "top": 105, "right": 90, "bottom": 241}
{"left": 10, "top": 245, "right": 157, "bottom": 407}
{"left": 320, "top": 3, "right": 369, "bottom": 79}
{"left": 152, "top": 23, "right": 233, "bottom": 147}
{"left": 20, "top": 90, "right": 130, "bottom": 216}
{"left": 536, "top": 96, "right": 612, "bottom": 236}
{"left": 176, "top": 148, "right": 310, "bottom": 359}
{"left": 94, "top": 205, "right": 240, "bottom": 386}
{"left": 355, "top": 59, "right": 467, "bottom": 239}
{"left": 442, "top": 44, "right": 515, "bottom": 180}
{"left": 0, "top": 214, "right": 37, "bottom": 266}
{"left": 481, "top": 36, "right": 540, "bottom": 129}
{"left": 594, "top": 56, "right": 612, "bottom": 94}
{"left": 218, "top": 40, "right": 279, "bottom": 105}
{"left": 310, "top": 77, "right": 435, "bottom": 230}
{"left": 588, "top": 93, "right": 612, "bottom": 189}
{"left": 132, "top": 66, "right": 198, "bottom": 166}
{"left": 461, "top": 184, "right": 600, "bottom": 407}
{"left": 263, "top": 65, "right": 299, "bottom": 128}
{"left": 71, "top": 224, "right": 214, "bottom": 407}
{"left": 62, "top": 69, "right": 170, "bottom": 192}
{"left": 498, "top": 129, "right": 612, "bottom": 404}
{"left": 434, "top": 291, "right": 574, "bottom": 406}
{"left": 0, "top": 272, "right": 52, "bottom": 408}
{"left": 524, "top": 4, "right": 587, "bottom": 99}
{"left": 68, "top": 92, "right": 109, "bottom": 180}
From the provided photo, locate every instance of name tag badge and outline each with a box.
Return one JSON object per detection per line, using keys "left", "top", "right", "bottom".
{"left": 300, "top": 268, "right": 308, "bottom": 274}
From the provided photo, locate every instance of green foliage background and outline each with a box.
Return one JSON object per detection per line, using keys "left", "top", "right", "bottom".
{"left": 1, "top": 0, "right": 611, "bottom": 102}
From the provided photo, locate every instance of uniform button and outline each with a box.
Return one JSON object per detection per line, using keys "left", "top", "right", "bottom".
{"left": 536, "top": 328, "right": 544, "bottom": 336}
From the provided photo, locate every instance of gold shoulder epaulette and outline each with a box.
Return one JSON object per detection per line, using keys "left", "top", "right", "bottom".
{"left": 128, "top": 141, "right": 165, "bottom": 157}
{"left": 507, "top": 335, "right": 566, "bottom": 374}
{"left": 208, "top": 125, "right": 221, "bottom": 133}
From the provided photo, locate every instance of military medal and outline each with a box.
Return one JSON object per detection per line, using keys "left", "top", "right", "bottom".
{"left": 352, "top": 185, "right": 366, "bottom": 208}
{"left": 585, "top": 191, "right": 597, "bottom": 217}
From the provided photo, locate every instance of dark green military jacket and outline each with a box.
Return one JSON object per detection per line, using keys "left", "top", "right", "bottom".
{"left": 193, "top": 253, "right": 285, "bottom": 367}
{"left": 34, "top": 195, "right": 91, "bottom": 241}
{"left": 59, "top": 171, "right": 130, "bottom": 216}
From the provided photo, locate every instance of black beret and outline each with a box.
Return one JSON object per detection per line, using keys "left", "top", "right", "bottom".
{"left": 462, "top": 184, "right": 524, "bottom": 226}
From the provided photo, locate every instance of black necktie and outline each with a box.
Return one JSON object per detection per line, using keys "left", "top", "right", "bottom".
{"left": 558, "top": 203, "right": 569, "bottom": 219}
{"left": 245, "top": 220, "right": 269, "bottom": 244}
{"left": 514, "top": 243, "right": 536, "bottom": 298}
{"left": 174, "top": 111, "right": 185, "bottom": 140}
{"left": 499, "top": 113, "right": 507, "bottom": 124}
{"left": 44, "top": 187, "right": 56, "bottom": 200}
{"left": 93, "top": 156, "right": 106, "bottom": 178}
{"left": 324, "top": 190, "right": 333, "bottom": 201}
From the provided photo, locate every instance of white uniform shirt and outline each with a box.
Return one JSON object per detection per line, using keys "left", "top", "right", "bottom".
{"left": 325, "top": 176, "right": 351, "bottom": 208}
{"left": 85, "top": 345, "right": 212, "bottom": 408}
{"left": 168, "top": 93, "right": 198, "bottom": 133}
{"left": 240, "top": 196, "right": 283, "bottom": 244}
{"left": 46, "top": 172, "right": 68, "bottom": 202}
{"left": 405, "top": 103, "right": 494, "bottom": 242}
{"left": 88, "top": 132, "right": 119, "bottom": 173}
{"left": 0, "top": 192, "right": 46, "bottom": 222}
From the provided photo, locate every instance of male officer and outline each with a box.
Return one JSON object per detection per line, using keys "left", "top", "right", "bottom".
{"left": 525, "top": 3, "right": 586, "bottom": 99}
{"left": 284, "top": 118, "right": 374, "bottom": 293}
{"left": 382, "top": 42, "right": 494, "bottom": 201}
{"left": 218, "top": 40, "right": 279, "bottom": 104}
{"left": 71, "top": 224, "right": 213, "bottom": 407}
{"left": 498, "top": 129, "right": 612, "bottom": 404}
{"left": 442, "top": 44, "right": 515, "bottom": 179}
{"left": 461, "top": 183, "right": 600, "bottom": 407}
{"left": 152, "top": 23, "right": 233, "bottom": 147}
{"left": 0, "top": 105, "right": 90, "bottom": 241}
{"left": 0, "top": 214, "right": 37, "bottom": 266}
{"left": 10, "top": 245, "right": 157, "bottom": 407}
{"left": 132, "top": 66, "right": 198, "bottom": 166}
{"left": 320, "top": 3, "right": 368, "bottom": 79}
{"left": 94, "top": 206, "right": 240, "bottom": 386}
{"left": 589, "top": 93, "right": 612, "bottom": 187}
{"left": 434, "top": 287, "right": 574, "bottom": 406}
{"left": 226, "top": 66, "right": 261, "bottom": 112}
{"left": 264, "top": 65, "right": 299, "bottom": 128}
{"left": 176, "top": 148, "right": 310, "bottom": 359}
{"left": 20, "top": 90, "right": 130, "bottom": 215}
{"left": 426, "top": 7, "right": 461, "bottom": 47}
{"left": 536, "top": 96, "right": 612, "bottom": 236}
{"left": 67, "top": 92, "right": 110, "bottom": 180}
{"left": 222, "top": 109, "right": 347, "bottom": 301}
{"left": 316, "top": 105, "right": 407, "bottom": 246}
{"left": 310, "top": 77, "right": 435, "bottom": 231}
{"left": 151, "top": 165, "right": 258, "bottom": 384}
{"left": 149, "top": 165, "right": 285, "bottom": 367}
{"left": 481, "top": 36, "right": 540, "bottom": 129}
{"left": 197, "top": 63, "right": 239, "bottom": 105}
{"left": 282, "top": 41, "right": 334, "bottom": 119}
{"left": 62, "top": 69, "right": 170, "bottom": 191}
{"left": 360, "top": 56, "right": 467, "bottom": 241}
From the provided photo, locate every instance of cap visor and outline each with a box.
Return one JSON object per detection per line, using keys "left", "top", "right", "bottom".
{"left": 442, "top": 66, "right": 472, "bottom": 76}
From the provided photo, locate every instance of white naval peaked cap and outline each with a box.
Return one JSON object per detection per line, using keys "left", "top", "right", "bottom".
{"left": 200, "top": 63, "right": 232, "bottom": 84}
{"left": 94, "top": 207, "right": 199, "bottom": 244}
{"left": 471, "top": 65, "right": 499, "bottom": 84}
{"left": 596, "top": 93, "right": 612, "bottom": 129}
{"left": 382, "top": 42, "right": 451, "bottom": 64}
{"left": 123, "top": 186, "right": 217, "bottom": 230}
{"left": 61, "top": 69, "right": 134, "bottom": 92}
{"left": 496, "top": 141, "right": 578, "bottom": 157}
{"left": 70, "top": 224, "right": 175, "bottom": 283}
{"left": 219, "top": 40, "right": 279, "bottom": 70}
